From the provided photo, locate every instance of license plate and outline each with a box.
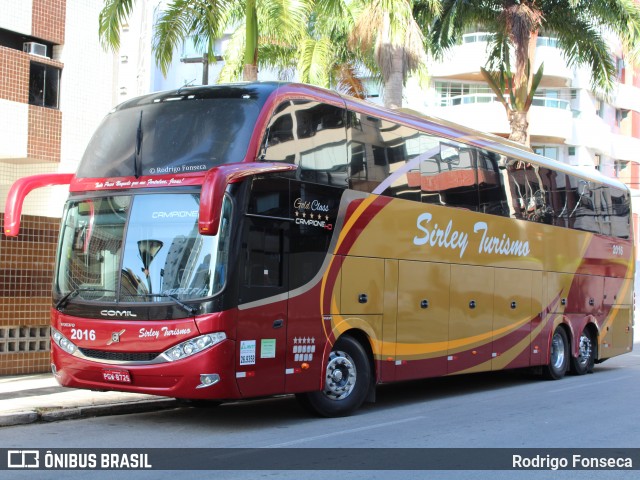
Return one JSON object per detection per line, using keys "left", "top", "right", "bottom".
{"left": 102, "top": 369, "right": 131, "bottom": 383}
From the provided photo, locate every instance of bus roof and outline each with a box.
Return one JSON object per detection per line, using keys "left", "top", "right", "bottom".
{"left": 109, "top": 81, "right": 628, "bottom": 193}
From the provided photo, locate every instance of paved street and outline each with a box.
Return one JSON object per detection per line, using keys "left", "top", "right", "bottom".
{"left": 2, "top": 344, "right": 639, "bottom": 480}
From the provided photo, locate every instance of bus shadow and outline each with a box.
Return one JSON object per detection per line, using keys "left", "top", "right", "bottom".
{"left": 143, "top": 370, "right": 534, "bottom": 427}
{"left": 138, "top": 361, "right": 631, "bottom": 429}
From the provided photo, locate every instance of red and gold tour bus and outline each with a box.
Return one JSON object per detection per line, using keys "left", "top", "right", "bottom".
{"left": 4, "top": 82, "right": 634, "bottom": 417}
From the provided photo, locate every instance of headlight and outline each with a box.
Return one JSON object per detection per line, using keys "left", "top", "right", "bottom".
{"left": 51, "top": 327, "right": 77, "bottom": 354}
{"left": 160, "top": 332, "right": 226, "bottom": 362}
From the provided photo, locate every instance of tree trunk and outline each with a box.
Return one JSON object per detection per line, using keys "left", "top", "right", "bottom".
{"left": 243, "top": 64, "right": 258, "bottom": 82}
{"left": 384, "top": 47, "right": 404, "bottom": 109}
{"left": 243, "top": 0, "right": 258, "bottom": 82}
{"left": 508, "top": 110, "right": 529, "bottom": 146}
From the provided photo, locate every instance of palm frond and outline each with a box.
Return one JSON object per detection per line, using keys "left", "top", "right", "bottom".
{"left": 298, "top": 37, "right": 334, "bottom": 87}
{"left": 333, "top": 62, "right": 368, "bottom": 98}
{"left": 217, "top": 25, "right": 247, "bottom": 83}
{"left": 98, "top": 0, "right": 136, "bottom": 51}
{"left": 153, "top": 0, "right": 231, "bottom": 77}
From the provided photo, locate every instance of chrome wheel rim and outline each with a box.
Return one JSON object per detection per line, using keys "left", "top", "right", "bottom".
{"left": 577, "top": 333, "right": 592, "bottom": 368}
{"left": 551, "top": 332, "right": 566, "bottom": 370}
{"left": 323, "top": 350, "right": 357, "bottom": 400}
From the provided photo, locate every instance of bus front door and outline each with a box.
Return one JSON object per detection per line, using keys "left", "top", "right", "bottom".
{"left": 235, "top": 216, "right": 290, "bottom": 398}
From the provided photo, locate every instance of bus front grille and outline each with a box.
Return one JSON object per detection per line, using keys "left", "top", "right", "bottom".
{"left": 79, "top": 348, "right": 160, "bottom": 362}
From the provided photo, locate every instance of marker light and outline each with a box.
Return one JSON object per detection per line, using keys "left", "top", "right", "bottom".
{"left": 51, "top": 327, "right": 77, "bottom": 355}
{"left": 160, "top": 333, "right": 226, "bottom": 362}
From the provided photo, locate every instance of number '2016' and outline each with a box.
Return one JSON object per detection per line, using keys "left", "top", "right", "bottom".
{"left": 71, "top": 329, "right": 96, "bottom": 341}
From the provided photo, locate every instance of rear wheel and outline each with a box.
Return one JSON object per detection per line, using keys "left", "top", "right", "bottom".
{"left": 542, "top": 327, "right": 569, "bottom": 380}
{"left": 571, "top": 327, "right": 596, "bottom": 375}
{"left": 296, "top": 335, "right": 371, "bottom": 417}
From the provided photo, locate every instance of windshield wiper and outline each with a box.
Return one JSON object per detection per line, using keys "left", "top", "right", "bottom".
{"left": 134, "top": 110, "right": 143, "bottom": 178}
{"left": 56, "top": 288, "right": 116, "bottom": 311}
{"left": 137, "top": 293, "right": 199, "bottom": 316}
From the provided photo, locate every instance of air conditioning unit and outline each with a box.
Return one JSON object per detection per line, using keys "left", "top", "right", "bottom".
{"left": 23, "top": 42, "right": 47, "bottom": 57}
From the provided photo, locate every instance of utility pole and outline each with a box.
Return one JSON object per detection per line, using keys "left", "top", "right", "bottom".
{"left": 180, "top": 54, "right": 223, "bottom": 85}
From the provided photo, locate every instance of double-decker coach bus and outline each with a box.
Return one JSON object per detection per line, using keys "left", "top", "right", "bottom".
{"left": 4, "top": 82, "right": 634, "bottom": 417}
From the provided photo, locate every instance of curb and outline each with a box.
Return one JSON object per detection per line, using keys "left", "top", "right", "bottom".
{"left": 0, "top": 399, "right": 177, "bottom": 427}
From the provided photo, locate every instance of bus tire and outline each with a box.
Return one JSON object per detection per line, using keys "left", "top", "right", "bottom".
{"left": 542, "top": 327, "right": 569, "bottom": 380}
{"left": 297, "top": 335, "right": 371, "bottom": 417}
{"left": 571, "top": 327, "right": 596, "bottom": 375}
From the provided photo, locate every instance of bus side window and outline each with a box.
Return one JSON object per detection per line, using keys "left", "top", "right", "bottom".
{"left": 506, "top": 161, "right": 553, "bottom": 223}
{"left": 608, "top": 186, "right": 631, "bottom": 239}
{"left": 263, "top": 101, "right": 348, "bottom": 188}
{"left": 596, "top": 185, "right": 612, "bottom": 236}
{"left": 263, "top": 108, "right": 295, "bottom": 164}
{"left": 297, "top": 103, "right": 349, "bottom": 187}
{"left": 477, "top": 150, "right": 509, "bottom": 217}
{"left": 572, "top": 179, "right": 600, "bottom": 234}
{"left": 416, "top": 142, "right": 478, "bottom": 211}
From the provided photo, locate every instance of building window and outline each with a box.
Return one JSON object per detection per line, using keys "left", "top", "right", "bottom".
{"left": 616, "top": 56, "right": 625, "bottom": 81}
{"left": 616, "top": 109, "right": 629, "bottom": 127}
{"left": 596, "top": 99, "right": 605, "bottom": 119}
{"left": 29, "top": 62, "right": 60, "bottom": 109}
{"left": 615, "top": 160, "right": 629, "bottom": 177}
{"left": 433, "top": 81, "right": 492, "bottom": 106}
{"left": 532, "top": 146, "right": 559, "bottom": 161}
{"left": 568, "top": 146, "right": 576, "bottom": 156}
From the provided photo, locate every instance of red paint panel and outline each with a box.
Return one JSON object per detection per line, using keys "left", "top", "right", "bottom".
{"left": 394, "top": 356, "right": 448, "bottom": 381}
{"left": 52, "top": 311, "right": 199, "bottom": 352}
{"left": 51, "top": 339, "right": 239, "bottom": 400}
{"left": 286, "top": 283, "right": 328, "bottom": 393}
{"left": 235, "top": 299, "right": 287, "bottom": 397}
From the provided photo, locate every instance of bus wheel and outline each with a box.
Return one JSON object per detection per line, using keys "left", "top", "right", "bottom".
{"left": 297, "top": 335, "right": 371, "bottom": 417}
{"left": 542, "top": 327, "right": 569, "bottom": 380}
{"left": 571, "top": 327, "right": 596, "bottom": 375}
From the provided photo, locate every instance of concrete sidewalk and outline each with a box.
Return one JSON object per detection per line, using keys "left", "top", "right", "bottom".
{"left": 0, "top": 373, "right": 177, "bottom": 427}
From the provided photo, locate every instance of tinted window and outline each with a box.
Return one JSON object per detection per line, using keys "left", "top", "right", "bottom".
{"left": 243, "top": 223, "right": 284, "bottom": 288}
{"left": 77, "top": 97, "right": 261, "bottom": 178}
{"left": 608, "top": 186, "right": 631, "bottom": 238}
{"left": 29, "top": 62, "right": 60, "bottom": 109}
{"left": 506, "top": 161, "right": 554, "bottom": 224}
{"left": 263, "top": 101, "right": 349, "bottom": 187}
{"left": 477, "top": 150, "right": 509, "bottom": 216}
{"left": 347, "top": 113, "right": 409, "bottom": 193}
{"left": 347, "top": 115, "right": 485, "bottom": 212}
{"left": 505, "top": 162, "right": 630, "bottom": 238}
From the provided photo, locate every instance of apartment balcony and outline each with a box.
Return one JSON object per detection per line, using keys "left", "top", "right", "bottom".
{"left": 612, "top": 83, "right": 640, "bottom": 112}
{"left": 429, "top": 34, "right": 491, "bottom": 81}
{"left": 431, "top": 35, "right": 574, "bottom": 87}
{"left": 611, "top": 133, "right": 640, "bottom": 162}
{"left": 532, "top": 40, "right": 574, "bottom": 88}
{"left": 0, "top": 46, "right": 62, "bottom": 163}
{"left": 427, "top": 93, "right": 573, "bottom": 144}
{"left": 528, "top": 97, "right": 573, "bottom": 143}
{"left": 570, "top": 115, "right": 616, "bottom": 154}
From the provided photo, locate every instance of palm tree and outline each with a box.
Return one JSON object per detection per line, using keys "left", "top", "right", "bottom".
{"left": 99, "top": 0, "right": 311, "bottom": 82}
{"left": 347, "top": 0, "right": 440, "bottom": 109}
{"left": 431, "top": 0, "right": 640, "bottom": 146}
{"left": 237, "top": 0, "right": 370, "bottom": 97}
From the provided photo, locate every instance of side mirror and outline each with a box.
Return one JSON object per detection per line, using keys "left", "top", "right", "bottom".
{"left": 4, "top": 173, "right": 74, "bottom": 237}
{"left": 198, "top": 163, "right": 297, "bottom": 236}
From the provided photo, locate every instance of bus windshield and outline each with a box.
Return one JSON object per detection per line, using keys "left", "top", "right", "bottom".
{"left": 55, "top": 193, "right": 232, "bottom": 304}
{"left": 76, "top": 95, "right": 261, "bottom": 178}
